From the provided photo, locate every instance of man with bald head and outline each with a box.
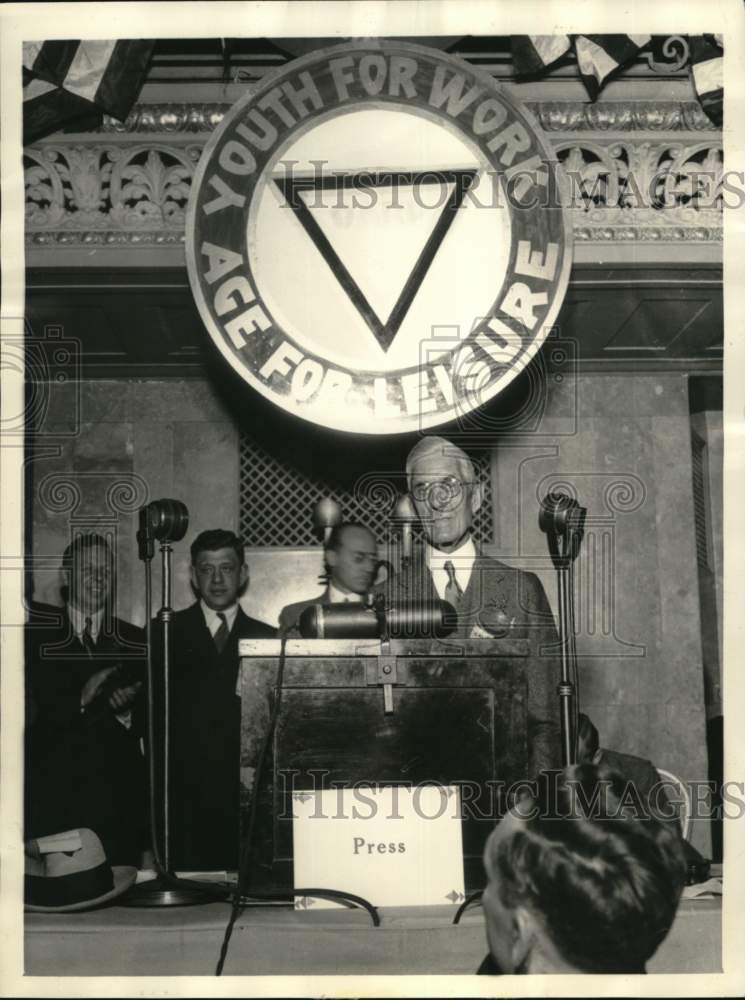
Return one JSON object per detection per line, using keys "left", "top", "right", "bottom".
{"left": 386, "top": 435, "right": 561, "bottom": 774}
{"left": 279, "top": 522, "right": 380, "bottom": 636}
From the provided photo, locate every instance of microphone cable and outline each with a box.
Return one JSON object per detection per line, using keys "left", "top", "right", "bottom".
{"left": 453, "top": 889, "right": 483, "bottom": 924}
{"left": 214, "top": 633, "right": 380, "bottom": 975}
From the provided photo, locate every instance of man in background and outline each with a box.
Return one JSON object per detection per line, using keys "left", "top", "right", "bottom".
{"left": 279, "top": 522, "right": 379, "bottom": 636}
{"left": 25, "top": 532, "right": 147, "bottom": 865}
{"left": 384, "top": 435, "right": 561, "bottom": 774}
{"left": 480, "top": 763, "right": 686, "bottom": 974}
{"left": 576, "top": 713, "right": 684, "bottom": 837}
{"left": 168, "top": 528, "right": 275, "bottom": 871}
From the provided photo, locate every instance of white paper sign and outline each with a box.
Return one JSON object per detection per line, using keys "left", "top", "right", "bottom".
{"left": 292, "top": 785, "right": 465, "bottom": 909}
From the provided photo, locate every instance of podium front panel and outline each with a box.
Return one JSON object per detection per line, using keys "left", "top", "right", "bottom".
{"left": 238, "top": 639, "right": 529, "bottom": 892}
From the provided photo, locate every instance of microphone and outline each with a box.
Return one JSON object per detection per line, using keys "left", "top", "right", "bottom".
{"left": 137, "top": 506, "right": 155, "bottom": 562}
{"left": 299, "top": 603, "right": 378, "bottom": 639}
{"left": 538, "top": 492, "right": 586, "bottom": 539}
{"left": 313, "top": 498, "right": 342, "bottom": 544}
{"left": 298, "top": 600, "right": 457, "bottom": 640}
{"left": 137, "top": 499, "right": 189, "bottom": 561}
{"left": 392, "top": 493, "right": 417, "bottom": 567}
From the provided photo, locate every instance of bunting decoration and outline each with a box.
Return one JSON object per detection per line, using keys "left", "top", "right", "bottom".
{"left": 511, "top": 33, "right": 649, "bottom": 93}
{"left": 23, "top": 39, "right": 154, "bottom": 143}
{"left": 510, "top": 35, "right": 572, "bottom": 76}
{"left": 510, "top": 34, "right": 723, "bottom": 127}
{"left": 689, "top": 35, "right": 724, "bottom": 126}
{"left": 23, "top": 75, "right": 101, "bottom": 144}
{"left": 573, "top": 34, "right": 652, "bottom": 101}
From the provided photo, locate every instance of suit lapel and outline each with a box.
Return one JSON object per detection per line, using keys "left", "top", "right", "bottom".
{"left": 410, "top": 549, "right": 438, "bottom": 602}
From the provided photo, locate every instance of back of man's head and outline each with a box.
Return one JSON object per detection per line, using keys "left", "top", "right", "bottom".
{"left": 483, "top": 763, "right": 686, "bottom": 974}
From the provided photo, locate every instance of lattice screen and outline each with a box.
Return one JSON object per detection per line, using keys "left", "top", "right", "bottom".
{"left": 239, "top": 432, "right": 493, "bottom": 547}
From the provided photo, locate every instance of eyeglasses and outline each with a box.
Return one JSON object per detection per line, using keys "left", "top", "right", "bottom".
{"left": 410, "top": 475, "right": 471, "bottom": 510}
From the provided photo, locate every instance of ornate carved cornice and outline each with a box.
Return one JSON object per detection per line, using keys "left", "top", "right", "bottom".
{"left": 24, "top": 104, "right": 723, "bottom": 257}
{"left": 525, "top": 101, "right": 717, "bottom": 132}
{"left": 27, "top": 230, "right": 186, "bottom": 248}
{"left": 100, "top": 104, "right": 232, "bottom": 134}
{"left": 25, "top": 222, "right": 722, "bottom": 250}
{"left": 87, "top": 100, "right": 719, "bottom": 135}
{"left": 574, "top": 223, "right": 721, "bottom": 243}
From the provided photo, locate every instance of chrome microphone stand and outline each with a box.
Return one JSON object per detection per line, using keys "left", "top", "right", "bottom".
{"left": 539, "top": 493, "right": 586, "bottom": 767}
{"left": 124, "top": 499, "right": 215, "bottom": 906}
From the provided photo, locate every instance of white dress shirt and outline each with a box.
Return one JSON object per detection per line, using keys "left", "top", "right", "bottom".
{"left": 427, "top": 535, "right": 477, "bottom": 599}
{"left": 328, "top": 582, "right": 363, "bottom": 604}
{"left": 68, "top": 603, "right": 103, "bottom": 643}
{"left": 200, "top": 600, "right": 239, "bottom": 637}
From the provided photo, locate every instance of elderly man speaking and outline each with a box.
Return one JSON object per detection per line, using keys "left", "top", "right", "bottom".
{"left": 385, "top": 435, "right": 561, "bottom": 775}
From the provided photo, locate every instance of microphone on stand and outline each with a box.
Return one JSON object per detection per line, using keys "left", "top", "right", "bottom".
{"left": 312, "top": 498, "right": 342, "bottom": 545}
{"left": 391, "top": 493, "right": 417, "bottom": 570}
{"left": 126, "top": 498, "right": 214, "bottom": 906}
{"left": 137, "top": 506, "right": 155, "bottom": 562}
{"left": 137, "top": 499, "right": 189, "bottom": 561}
{"left": 538, "top": 490, "right": 586, "bottom": 768}
{"left": 538, "top": 492, "right": 586, "bottom": 557}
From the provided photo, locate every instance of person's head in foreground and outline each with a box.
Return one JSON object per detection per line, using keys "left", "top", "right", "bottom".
{"left": 482, "top": 763, "right": 686, "bottom": 974}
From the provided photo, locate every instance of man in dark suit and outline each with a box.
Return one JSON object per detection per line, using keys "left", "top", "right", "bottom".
{"left": 25, "top": 533, "right": 147, "bottom": 865}
{"left": 168, "top": 528, "right": 275, "bottom": 871}
{"left": 576, "top": 713, "right": 682, "bottom": 833}
{"left": 384, "top": 435, "right": 561, "bottom": 775}
{"left": 278, "top": 522, "right": 379, "bottom": 636}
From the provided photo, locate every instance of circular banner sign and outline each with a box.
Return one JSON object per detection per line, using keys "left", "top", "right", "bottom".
{"left": 186, "top": 41, "right": 572, "bottom": 434}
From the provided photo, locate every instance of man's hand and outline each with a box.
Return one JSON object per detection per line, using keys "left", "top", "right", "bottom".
{"left": 107, "top": 681, "right": 142, "bottom": 713}
{"left": 80, "top": 666, "right": 119, "bottom": 708}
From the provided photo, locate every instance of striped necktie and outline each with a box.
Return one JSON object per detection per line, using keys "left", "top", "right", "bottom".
{"left": 81, "top": 616, "right": 95, "bottom": 657}
{"left": 213, "top": 611, "right": 229, "bottom": 654}
{"left": 444, "top": 560, "right": 463, "bottom": 609}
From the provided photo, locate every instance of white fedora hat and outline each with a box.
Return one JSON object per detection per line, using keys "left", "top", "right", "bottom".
{"left": 24, "top": 828, "right": 136, "bottom": 913}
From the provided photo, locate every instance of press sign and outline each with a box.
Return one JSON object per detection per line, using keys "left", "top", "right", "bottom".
{"left": 292, "top": 785, "right": 465, "bottom": 909}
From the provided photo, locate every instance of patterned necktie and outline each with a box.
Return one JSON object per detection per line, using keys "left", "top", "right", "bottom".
{"left": 213, "top": 612, "right": 229, "bottom": 654}
{"left": 444, "top": 560, "right": 463, "bottom": 610}
{"left": 81, "top": 616, "right": 95, "bottom": 657}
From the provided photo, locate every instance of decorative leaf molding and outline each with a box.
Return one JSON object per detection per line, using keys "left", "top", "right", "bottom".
{"left": 24, "top": 103, "right": 723, "bottom": 251}
{"left": 89, "top": 100, "right": 719, "bottom": 135}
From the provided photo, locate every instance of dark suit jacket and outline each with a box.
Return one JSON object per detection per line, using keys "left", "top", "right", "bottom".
{"left": 278, "top": 587, "right": 329, "bottom": 636}
{"left": 597, "top": 748, "right": 680, "bottom": 833}
{"left": 382, "top": 548, "right": 561, "bottom": 775}
{"left": 24, "top": 602, "right": 147, "bottom": 865}
{"left": 166, "top": 601, "right": 276, "bottom": 871}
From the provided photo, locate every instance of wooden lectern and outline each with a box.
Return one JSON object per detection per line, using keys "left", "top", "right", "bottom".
{"left": 238, "top": 637, "right": 530, "bottom": 892}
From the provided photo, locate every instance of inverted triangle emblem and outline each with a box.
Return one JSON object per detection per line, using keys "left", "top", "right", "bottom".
{"left": 274, "top": 170, "right": 477, "bottom": 353}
